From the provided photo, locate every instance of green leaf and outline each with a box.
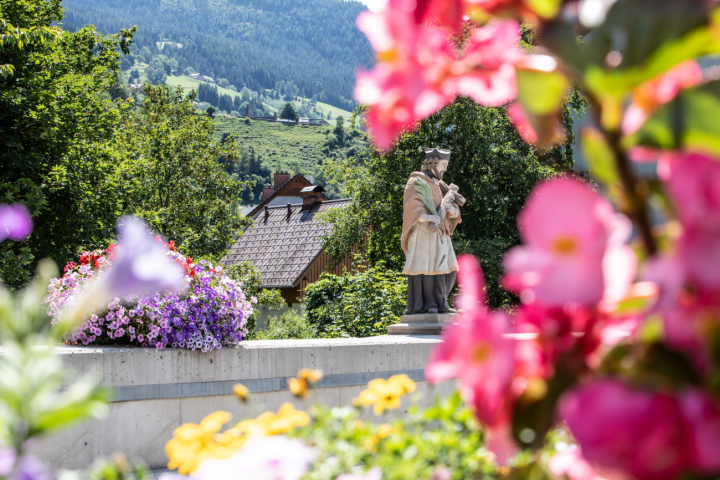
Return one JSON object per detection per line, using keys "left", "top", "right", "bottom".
{"left": 516, "top": 68, "right": 568, "bottom": 116}
{"left": 582, "top": 127, "right": 619, "bottom": 185}
{"left": 626, "top": 80, "right": 720, "bottom": 156}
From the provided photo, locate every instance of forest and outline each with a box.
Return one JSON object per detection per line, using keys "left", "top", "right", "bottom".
{"left": 62, "top": 0, "right": 373, "bottom": 111}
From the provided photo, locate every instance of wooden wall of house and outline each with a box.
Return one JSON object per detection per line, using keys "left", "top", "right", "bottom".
{"left": 276, "top": 239, "right": 368, "bottom": 306}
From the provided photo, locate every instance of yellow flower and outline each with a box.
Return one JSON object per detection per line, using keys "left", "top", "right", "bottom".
{"left": 363, "top": 435, "right": 380, "bottom": 452}
{"left": 166, "top": 411, "right": 243, "bottom": 474}
{"left": 233, "top": 402, "right": 311, "bottom": 437}
{"left": 298, "top": 368, "right": 323, "bottom": 384}
{"left": 354, "top": 375, "right": 416, "bottom": 415}
{"left": 288, "top": 377, "right": 310, "bottom": 398}
{"left": 288, "top": 368, "right": 324, "bottom": 398}
{"left": 233, "top": 383, "right": 250, "bottom": 402}
{"left": 376, "top": 424, "right": 393, "bottom": 439}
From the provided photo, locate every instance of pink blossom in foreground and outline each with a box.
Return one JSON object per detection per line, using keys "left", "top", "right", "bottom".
{"left": 425, "top": 255, "right": 516, "bottom": 428}
{"left": 622, "top": 61, "right": 703, "bottom": 135}
{"left": 559, "top": 380, "right": 689, "bottom": 480}
{"left": 193, "top": 436, "right": 317, "bottom": 480}
{"left": 503, "top": 178, "right": 636, "bottom": 307}
{"left": 679, "top": 389, "right": 720, "bottom": 474}
{"left": 549, "top": 447, "right": 608, "bottom": 480}
{"left": 355, "top": 2, "right": 521, "bottom": 150}
{"left": 0, "top": 203, "right": 32, "bottom": 243}
{"left": 662, "top": 151, "right": 720, "bottom": 290}
{"left": 336, "top": 467, "right": 383, "bottom": 480}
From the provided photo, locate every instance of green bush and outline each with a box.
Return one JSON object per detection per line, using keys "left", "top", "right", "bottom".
{"left": 304, "top": 264, "right": 407, "bottom": 338}
{"left": 252, "top": 310, "right": 318, "bottom": 340}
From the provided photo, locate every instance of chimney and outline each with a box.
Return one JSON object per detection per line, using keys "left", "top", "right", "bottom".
{"left": 287, "top": 203, "right": 292, "bottom": 216}
{"left": 264, "top": 205, "right": 269, "bottom": 221}
{"left": 261, "top": 188, "right": 274, "bottom": 201}
{"left": 273, "top": 172, "right": 290, "bottom": 189}
{"left": 300, "top": 185, "right": 327, "bottom": 211}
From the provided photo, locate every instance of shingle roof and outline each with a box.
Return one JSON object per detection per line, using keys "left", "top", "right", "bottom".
{"left": 248, "top": 173, "right": 312, "bottom": 218}
{"left": 222, "top": 199, "right": 351, "bottom": 288}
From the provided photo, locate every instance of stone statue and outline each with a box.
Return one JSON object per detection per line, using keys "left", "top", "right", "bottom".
{"left": 400, "top": 147, "right": 465, "bottom": 315}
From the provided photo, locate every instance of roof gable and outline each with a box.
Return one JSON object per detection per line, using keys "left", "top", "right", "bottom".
{"left": 248, "top": 173, "right": 312, "bottom": 218}
{"left": 223, "top": 199, "right": 351, "bottom": 288}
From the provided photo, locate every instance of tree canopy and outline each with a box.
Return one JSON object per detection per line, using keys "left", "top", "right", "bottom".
{"left": 279, "top": 102, "right": 299, "bottom": 121}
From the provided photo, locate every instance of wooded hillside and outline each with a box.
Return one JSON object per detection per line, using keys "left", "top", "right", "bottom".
{"left": 62, "top": 0, "right": 372, "bottom": 111}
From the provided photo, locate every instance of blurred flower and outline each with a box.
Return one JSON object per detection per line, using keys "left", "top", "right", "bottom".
{"left": 678, "top": 388, "right": 720, "bottom": 474}
{"left": 355, "top": 0, "right": 521, "bottom": 150}
{"left": 8, "top": 455, "right": 54, "bottom": 480}
{"left": 0, "top": 447, "right": 14, "bottom": 476}
{"left": 354, "top": 375, "right": 416, "bottom": 415}
{"left": 336, "top": 467, "right": 383, "bottom": 480}
{"left": 376, "top": 424, "right": 393, "bottom": 438}
{"left": 289, "top": 368, "right": 324, "bottom": 398}
{"left": 232, "top": 403, "right": 310, "bottom": 437}
{"left": 559, "top": 380, "right": 689, "bottom": 480}
{"left": 193, "top": 436, "right": 317, "bottom": 480}
{"left": 622, "top": 61, "right": 703, "bottom": 135}
{"left": 233, "top": 383, "right": 250, "bottom": 402}
{"left": 426, "top": 257, "right": 515, "bottom": 427}
{"left": 104, "top": 216, "right": 185, "bottom": 299}
{"left": 166, "top": 411, "right": 243, "bottom": 474}
{"left": 549, "top": 446, "right": 608, "bottom": 480}
{"left": 503, "top": 178, "right": 635, "bottom": 307}
{"left": 0, "top": 203, "right": 32, "bottom": 243}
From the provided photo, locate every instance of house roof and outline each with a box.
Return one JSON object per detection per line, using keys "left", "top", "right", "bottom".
{"left": 222, "top": 199, "right": 351, "bottom": 288}
{"left": 248, "top": 173, "right": 312, "bottom": 218}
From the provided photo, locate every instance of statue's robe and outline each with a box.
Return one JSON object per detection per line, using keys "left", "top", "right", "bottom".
{"left": 401, "top": 172, "right": 461, "bottom": 276}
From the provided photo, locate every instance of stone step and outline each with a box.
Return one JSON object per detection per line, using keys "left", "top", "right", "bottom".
{"left": 386, "top": 322, "right": 446, "bottom": 335}
{"left": 397, "top": 313, "right": 458, "bottom": 325}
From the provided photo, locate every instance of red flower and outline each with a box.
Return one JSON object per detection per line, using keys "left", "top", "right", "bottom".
{"left": 106, "top": 243, "right": 117, "bottom": 261}
{"left": 79, "top": 252, "right": 89, "bottom": 265}
{"left": 64, "top": 262, "right": 77, "bottom": 273}
{"left": 186, "top": 257, "right": 193, "bottom": 264}
{"left": 168, "top": 240, "right": 176, "bottom": 251}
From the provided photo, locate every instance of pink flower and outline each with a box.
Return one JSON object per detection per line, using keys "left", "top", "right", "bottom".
{"left": 0, "top": 203, "right": 33, "bottom": 243}
{"left": 662, "top": 151, "right": 720, "bottom": 290}
{"left": 503, "top": 178, "right": 636, "bottom": 307}
{"left": 559, "top": 379, "right": 690, "bottom": 480}
{"left": 193, "top": 436, "right": 317, "bottom": 480}
{"left": 549, "top": 447, "right": 608, "bottom": 480}
{"left": 355, "top": 1, "right": 521, "bottom": 150}
{"left": 336, "top": 467, "right": 383, "bottom": 480}
{"left": 679, "top": 389, "right": 720, "bottom": 474}
{"left": 425, "top": 255, "right": 516, "bottom": 427}
{"left": 622, "top": 61, "right": 702, "bottom": 135}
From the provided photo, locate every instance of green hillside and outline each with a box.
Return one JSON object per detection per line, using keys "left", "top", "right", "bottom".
{"left": 212, "top": 115, "right": 369, "bottom": 204}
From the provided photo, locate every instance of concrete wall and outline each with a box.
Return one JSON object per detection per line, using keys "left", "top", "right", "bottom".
{"left": 34, "top": 336, "right": 453, "bottom": 470}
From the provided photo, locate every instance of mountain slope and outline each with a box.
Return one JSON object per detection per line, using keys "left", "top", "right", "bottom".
{"left": 62, "top": 0, "right": 373, "bottom": 111}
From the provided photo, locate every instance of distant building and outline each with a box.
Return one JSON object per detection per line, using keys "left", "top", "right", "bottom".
{"left": 298, "top": 117, "right": 310, "bottom": 124}
{"left": 171, "top": 69, "right": 180, "bottom": 76}
{"left": 222, "top": 185, "right": 357, "bottom": 308}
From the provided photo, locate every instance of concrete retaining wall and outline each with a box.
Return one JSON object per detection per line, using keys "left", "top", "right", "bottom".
{"left": 34, "top": 336, "right": 453, "bottom": 470}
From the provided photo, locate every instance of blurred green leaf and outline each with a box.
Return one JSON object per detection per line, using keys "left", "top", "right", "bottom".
{"left": 582, "top": 127, "right": 619, "bottom": 186}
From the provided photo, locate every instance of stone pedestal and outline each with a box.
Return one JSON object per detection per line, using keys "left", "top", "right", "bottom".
{"left": 386, "top": 313, "right": 458, "bottom": 335}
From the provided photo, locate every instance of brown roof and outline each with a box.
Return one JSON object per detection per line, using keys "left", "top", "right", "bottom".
{"left": 248, "top": 173, "right": 313, "bottom": 218}
{"left": 222, "top": 199, "right": 351, "bottom": 288}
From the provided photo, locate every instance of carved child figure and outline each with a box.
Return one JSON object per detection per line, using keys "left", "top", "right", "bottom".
{"left": 401, "top": 147, "right": 464, "bottom": 315}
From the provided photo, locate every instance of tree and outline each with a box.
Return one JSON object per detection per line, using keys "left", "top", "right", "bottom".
{"left": 218, "top": 78, "right": 229, "bottom": 88}
{"left": 334, "top": 115, "right": 345, "bottom": 145}
{"left": 0, "top": 0, "right": 135, "bottom": 288}
{"left": 206, "top": 105, "right": 216, "bottom": 117}
{"left": 279, "top": 102, "right": 299, "bottom": 121}
{"left": 116, "top": 85, "right": 251, "bottom": 257}
{"left": 321, "top": 97, "right": 579, "bottom": 307}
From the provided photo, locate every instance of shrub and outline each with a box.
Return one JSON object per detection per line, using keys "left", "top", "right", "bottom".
{"left": 45, "top": 240, "right": 254, "bottom": 350}
{"left": 304, "top": 264, "right": 407, "bottom": 338}
{"left": 222, "top": 261, "right": 285, "bottom": 336}
{"left": 251, "top": 310, "right": 317, "bottom": 340}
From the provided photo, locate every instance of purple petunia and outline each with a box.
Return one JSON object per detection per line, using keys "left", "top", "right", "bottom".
{"left": 0, "top": 203, "right": 33, "bottom": 243}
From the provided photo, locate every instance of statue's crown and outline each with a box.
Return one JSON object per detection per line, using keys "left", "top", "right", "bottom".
{"left": 424, "top": 147, "right": 451, "bottom": 160}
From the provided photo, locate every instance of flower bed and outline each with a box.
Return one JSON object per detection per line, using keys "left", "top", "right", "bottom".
{"left": 45, "top": 239, "right": 254, "bottom": 351}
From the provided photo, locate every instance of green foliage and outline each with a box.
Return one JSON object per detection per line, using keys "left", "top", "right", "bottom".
{"left": 62, "top": 0, "right": 369, "bottom": 112}
{"left": 0, "top": 0, "right": 135, "bottom": 288}
{"left": 290, "top": 391, "right": 495, "bottom": 480}
{"left": 223, "top": 260, "right": 285, "bottom": 336}
{"left": 279, "top": 102, "right": 299, "bottom": 121}
{"left": 304, "top": 264, "right": 407, "bottom": 338}
{"left": 115, "top": 84, "right": 251, "bottom": 257}
{"left": 322, "top": 97, "right": 577, "bottom": 307}
{"left": 251, "top": 310, "right": 318, "bottom": 340}
{"left": 0, "top": 260, "right": 110, "bottom": 459}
